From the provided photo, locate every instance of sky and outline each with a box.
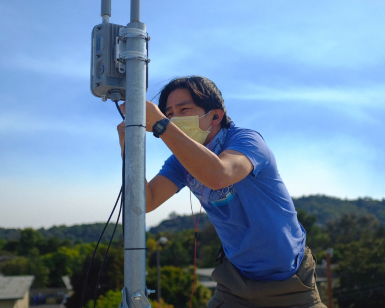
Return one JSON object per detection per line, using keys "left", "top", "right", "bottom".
{"left": 0, "top": 0, "right": 384, "bottom": 230}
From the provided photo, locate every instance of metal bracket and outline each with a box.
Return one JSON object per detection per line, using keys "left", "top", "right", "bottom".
{"left": 131, "top": 290, "right": 151, "bottom": 308}
{"left": 115, "top": 27, "right": 150, "bottom": 72}
{"left": 119, "top": 27, "right": 148, "bottom": 40}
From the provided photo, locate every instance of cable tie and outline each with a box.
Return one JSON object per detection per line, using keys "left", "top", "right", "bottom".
{"left": 125, "top": 124, "right": 146, "bottom": 128}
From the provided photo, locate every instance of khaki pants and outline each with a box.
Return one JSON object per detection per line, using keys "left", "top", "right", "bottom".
{"left": 208, "top": 247, "right": 327, "bottom": 308}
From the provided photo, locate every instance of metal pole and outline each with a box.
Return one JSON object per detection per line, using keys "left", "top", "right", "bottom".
{"left": 130, "top": 0, "right": 140, "bottom": 22}
{"left": 156, "top": 244, "right": 161, "bottom": 305}
{"left": 101, "top": 0, "right": 111, "bottom": 23}
{"left": 326, "top": 251, "right": 333, "bottom": 308}
{"left": 124, "top": 0, "right": 148, "bottom": 306}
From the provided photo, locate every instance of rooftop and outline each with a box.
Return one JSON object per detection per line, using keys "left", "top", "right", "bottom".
{"left": 0, "top": 276, "right": 34, "bottom": 300}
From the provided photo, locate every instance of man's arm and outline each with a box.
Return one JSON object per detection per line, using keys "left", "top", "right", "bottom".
{"left": 160, "top": 123, "right": 253, "bottom": 190}
{"left": 144, "top": 100, "right": 253, "bottom": 190}
{"left": 118, "top": 118, "right": 178, "bottom": 213}
{"left": 146, "top": 175, "right": 178, "bottom": 213}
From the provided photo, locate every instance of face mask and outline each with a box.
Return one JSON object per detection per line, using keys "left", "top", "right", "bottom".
{"left": 171, "top": 111, "right": 212, "bottom": 144}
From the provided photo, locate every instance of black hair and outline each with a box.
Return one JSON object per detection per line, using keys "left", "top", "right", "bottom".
{"left": 158, "top": 76, "right": 231, "bottom": 128}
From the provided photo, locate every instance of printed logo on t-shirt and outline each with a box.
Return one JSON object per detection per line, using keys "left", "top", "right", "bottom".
{"left": 187, "top": 173, "right": 237, "bottom": 207}
{"left": 187, "top": 174, "right": 205, "bottom": 199}
{"left": 210, "top": 185, "right": 237, "bottom": 207}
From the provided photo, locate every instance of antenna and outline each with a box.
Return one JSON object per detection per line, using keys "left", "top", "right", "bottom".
{"left": 101, "top": 0, "right": 111, "bottom": 23}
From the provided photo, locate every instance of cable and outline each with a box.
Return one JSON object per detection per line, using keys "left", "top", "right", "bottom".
{"left": 80, "top": 102, "right": 126, "bottom": 308}
{"left": 93, "top": 198, "right": 123, "bottom": 308}
{"left": 79, "top": 187, "right": 122, "bottom": 308}
{"left": 115, "top": 101, "right": 125, "bottom": 120}
{"left": 187, "top": 135, "right": 213, "bottom": 308}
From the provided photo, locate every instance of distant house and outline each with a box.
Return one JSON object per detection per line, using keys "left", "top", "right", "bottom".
{"left": 30, "top": 276, "right": 73, "bottom": 305}
{"left": 0, "top": 276, "right": 34, "bottom": 308}
{"left": 196, "top": 268, "right": 216, "bottom": 290}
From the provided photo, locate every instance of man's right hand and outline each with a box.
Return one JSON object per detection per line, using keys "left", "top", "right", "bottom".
{"left": 117, "top": 103, "right": 126, "bottom": 158}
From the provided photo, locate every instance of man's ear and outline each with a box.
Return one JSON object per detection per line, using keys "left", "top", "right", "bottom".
{"left": 212, "top": 109, "right": 225, "bottom": 125}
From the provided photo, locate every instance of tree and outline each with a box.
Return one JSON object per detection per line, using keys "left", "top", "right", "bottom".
{"left": 66, "top": 245, "right": 124, "bottom": 308}
{"left": 3, "top": 239, "right": 19, "bottom": 253}
{"left": 1, "top": 248, "right": 49, "bottom": 288}
{"left": 85, "top": 290, "right": 122, "bottom": 308}
{"left": 327, "top": 213, "right": 379, "bottom": 245}
{"left": 43, "top": 245, "right": 85, "bottom": 287}
{"left": 334, "top": 237, "right": 385, "bottom": 308}
{"left": 86, "top": 290, "right": 174, "bottom": 308}
{"left": 146, "top": 266, "right": 211, "bottom": 308}
{"left": 0, "top": 239, "right": 6, "bottom": 250}
{"left": 297, "top": 209, "right": 329, "bottom": 261}
{"left": 17, "top": 228, "right": 47, "bottom": 256}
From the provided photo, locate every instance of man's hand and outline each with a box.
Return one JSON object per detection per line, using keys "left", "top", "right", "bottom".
{"left": 117, "top": 103, "right": 126, "bottom": 158}
{"left": 117, "top": 101, "right": 166, "bottom": 156}
{"left": 146, "top": 100, "right": 166, "bottom": 132}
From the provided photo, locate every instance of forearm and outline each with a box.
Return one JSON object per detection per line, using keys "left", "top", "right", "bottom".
{"left": 160, "top": 123, "right": 227, "bottom": 190}
{"left": 145, "top": 179, "right": 155, "bottom": 213}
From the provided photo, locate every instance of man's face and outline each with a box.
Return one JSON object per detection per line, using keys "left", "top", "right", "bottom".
{"left": 165, "top": 88, "right": 212, "bottom": 132}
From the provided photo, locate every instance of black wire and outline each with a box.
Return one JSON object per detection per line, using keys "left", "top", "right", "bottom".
{"left": 80, "top": 101, "right": 126, "bottom": 308}
{"left": 93, "top": 197, "right": 123, "bottom": 308}
{"left": 115, "top": 101, "right": 125, "bottom": 120}
{"left": 79, "top": 187, "right": 122, "bottom": 308}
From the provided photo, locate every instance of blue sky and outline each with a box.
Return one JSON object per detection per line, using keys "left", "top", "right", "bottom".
{"left": 0, "top": 0, "right": 384, "bottom": 229}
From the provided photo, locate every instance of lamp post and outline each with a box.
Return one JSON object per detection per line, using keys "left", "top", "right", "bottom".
{"left": 326, "top": 248, "right": 333, "bottom": 308}
{"left": 156, "top": 237, "right": 168, "bottom": 306}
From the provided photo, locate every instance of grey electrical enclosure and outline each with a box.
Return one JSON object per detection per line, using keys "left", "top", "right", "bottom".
{"left": 91, "top": 22, "right": 125, "bottom": 101}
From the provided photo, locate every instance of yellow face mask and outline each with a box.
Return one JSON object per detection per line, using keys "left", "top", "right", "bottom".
{"left": 170, "top": 111, "right": 212, "bottom": 144}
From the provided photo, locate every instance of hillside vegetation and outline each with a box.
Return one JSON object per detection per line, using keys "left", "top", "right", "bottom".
{"left": 1, "top": 195, "right": 384, "bottom": 242}
{"left": 1, "top": 194, "right": 385, "bottom": 307}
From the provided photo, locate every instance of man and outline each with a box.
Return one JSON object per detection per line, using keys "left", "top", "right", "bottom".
{"left": 117, "top": 76, "right": 326, "bottom": 308}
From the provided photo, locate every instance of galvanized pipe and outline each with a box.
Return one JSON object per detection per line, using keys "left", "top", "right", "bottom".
{"left": 123, "top": 18, "right": 147, "bottom": 307}
{"left": 130, "top": 0, "right": 140, "bottom": 22}
{"left": 101, "top": 0, "right": 111, "bottom": 23}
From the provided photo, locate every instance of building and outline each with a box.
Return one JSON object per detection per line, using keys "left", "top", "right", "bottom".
{"left": 0, "top": 276, "right": 34, "bottom": 308}
{"left": 30, "top": 276, "right": 73, "bottom": 305}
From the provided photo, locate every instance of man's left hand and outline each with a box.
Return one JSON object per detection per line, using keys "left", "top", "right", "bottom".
{"left": 146, "top": 100, "right": 166, "bottom": 132}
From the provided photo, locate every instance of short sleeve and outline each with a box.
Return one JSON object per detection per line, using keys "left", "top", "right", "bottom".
{"left": 158, "top": 155, "right": 187, "bottom": 192}
{"left": 224, "top": 128, "right": 270, "bottom": 176}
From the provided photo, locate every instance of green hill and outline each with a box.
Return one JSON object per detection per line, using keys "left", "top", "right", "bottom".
{"left": 293, "top": 195, "right": 385, "bottom": 226}
{"left": 1, "top": 195, "right": 383, "bottom": 242}
{"left": 148, "top": 212, "right": 212, "bottom": 234}
{"left": 0, "top": 223, "right": 123, "bottom": 243}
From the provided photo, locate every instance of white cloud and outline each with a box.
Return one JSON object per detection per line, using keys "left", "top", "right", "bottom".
{"left": 227, "top": 84, "right": 385, "bottom": 107}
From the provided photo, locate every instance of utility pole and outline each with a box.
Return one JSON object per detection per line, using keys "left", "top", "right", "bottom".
{"left": 326, "top": 248, "right": 333, "bottom": 308}
{"left": 123, "top": 0, "right": 150, "bottom": 307}
{"left": 91, "top": 1, "right": 151, "bottom": 306}
{"left": 156, "top": 237, "right": 168, "bottom": 306}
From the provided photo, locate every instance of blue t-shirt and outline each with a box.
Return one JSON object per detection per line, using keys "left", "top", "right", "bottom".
{"left": 158, "top": 122, "right": 306, "bottom": 281}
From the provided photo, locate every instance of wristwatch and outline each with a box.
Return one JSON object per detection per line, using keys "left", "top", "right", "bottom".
{"left": 152, "top": 118, "right": 170, "bottom": 138}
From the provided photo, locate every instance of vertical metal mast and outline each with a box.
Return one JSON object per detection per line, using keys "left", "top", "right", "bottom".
{"left": 123, "top": 0, "right": 149, "bottom": 306}
{"left": 100, "top": 0, "right": 111, "bottom": 23}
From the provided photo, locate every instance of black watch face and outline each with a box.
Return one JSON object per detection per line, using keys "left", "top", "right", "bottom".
{"left": 154, "top": 122, "right": 164, "bottom": 131}
{"left": 153, "top": 119, "right": 169, "bottom": 136}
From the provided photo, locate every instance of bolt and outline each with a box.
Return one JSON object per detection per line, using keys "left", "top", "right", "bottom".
{"left": 133, "top": 293, "right": 141, "bottom": 301}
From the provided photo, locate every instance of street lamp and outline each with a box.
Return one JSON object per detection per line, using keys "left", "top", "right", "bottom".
{"left": 157, "top": 237, "right": 168, "bottom": 306}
